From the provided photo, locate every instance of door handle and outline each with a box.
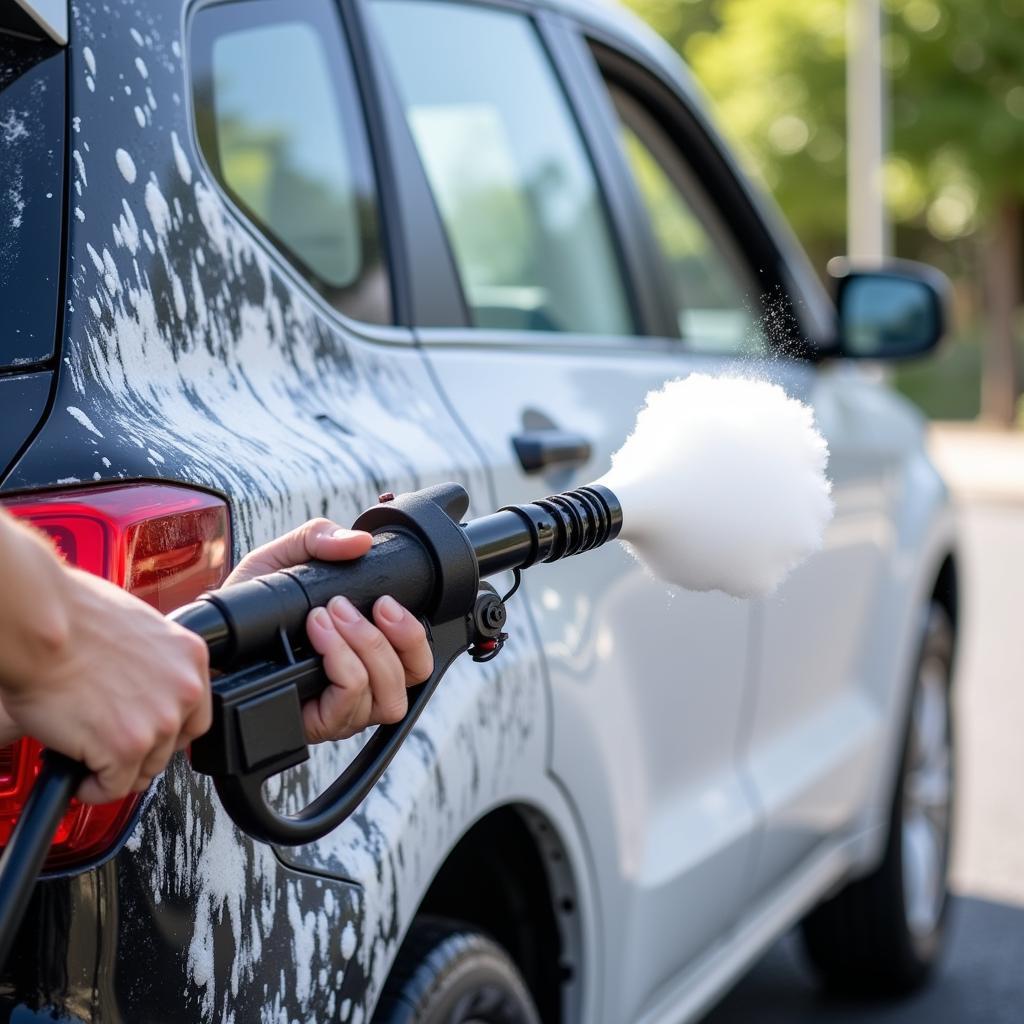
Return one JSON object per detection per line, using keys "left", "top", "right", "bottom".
{"left": 511, "top": 429, "right": 592, "bottom": 474}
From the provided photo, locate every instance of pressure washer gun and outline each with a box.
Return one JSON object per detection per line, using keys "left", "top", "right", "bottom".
{"left": 0, "top": 481, "right": 622, "bottom": 960}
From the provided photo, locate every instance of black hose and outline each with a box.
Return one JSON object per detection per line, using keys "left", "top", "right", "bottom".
{"left": 0, "top": 751, "right": 88, "bottom": 966}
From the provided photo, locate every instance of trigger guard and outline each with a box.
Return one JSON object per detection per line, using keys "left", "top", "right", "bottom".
{"left": 209, "top": 616, "right": 473, "bottom": 846}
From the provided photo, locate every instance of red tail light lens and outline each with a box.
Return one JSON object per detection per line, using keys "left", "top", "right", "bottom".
{"left": 0, "top": 483, "right": 230, "bottom": 870}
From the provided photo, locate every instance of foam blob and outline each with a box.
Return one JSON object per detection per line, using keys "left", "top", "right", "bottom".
{"left": 598, "top": 374, "right": 834, "bottom": 598}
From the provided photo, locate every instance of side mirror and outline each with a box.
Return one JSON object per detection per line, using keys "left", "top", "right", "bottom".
{"left": 829, "top": 258, "right": 950, "bottom": 360}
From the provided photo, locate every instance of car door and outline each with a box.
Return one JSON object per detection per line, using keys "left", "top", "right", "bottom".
{"left": 368, "top": 4, "right": 762, "bottom": 1020}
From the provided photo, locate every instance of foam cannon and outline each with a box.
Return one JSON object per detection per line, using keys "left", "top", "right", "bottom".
{"left": 176, "top": 481, "right": 623, "bottom": 843}
{"left": 0, "top": 374, "right": 835, "bottom": 963}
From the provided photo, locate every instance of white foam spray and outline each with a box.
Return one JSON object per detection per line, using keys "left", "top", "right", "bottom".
{"left": 598, "top": 374, "right": 834, "bottom": 599}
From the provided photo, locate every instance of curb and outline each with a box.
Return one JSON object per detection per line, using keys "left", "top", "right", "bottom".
{"left": 928, "top": 424, "right": 1024, "bottom": 508}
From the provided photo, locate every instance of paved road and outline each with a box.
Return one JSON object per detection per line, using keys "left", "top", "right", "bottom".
{"left": 702, "top": 497, "right": 1024, "bottom": 1023}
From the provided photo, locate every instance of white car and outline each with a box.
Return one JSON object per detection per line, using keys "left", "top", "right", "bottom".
{"left": 0, "top": 0, "right": 956, "bottom": 1021}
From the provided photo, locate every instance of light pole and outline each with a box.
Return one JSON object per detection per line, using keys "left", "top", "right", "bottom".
{"left": 847, "top": 0, "right": 888, "bottom": 263}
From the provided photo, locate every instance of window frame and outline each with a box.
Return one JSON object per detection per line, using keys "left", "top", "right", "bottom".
{"left": 348, "top": 0, "right": 471, "bottom": 330}
{"left": 397, "top": 0, "right": 826, "bottom": 357}
{"left": 610, "top": 85, "right": 770, "bottom": 354}
{"left": 535, "top": 10, "right": 673, "bottom": 342}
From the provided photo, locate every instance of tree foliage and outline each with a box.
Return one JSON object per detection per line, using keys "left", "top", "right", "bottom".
{"left": 626, "top": 0, "right": 1024, "bottom": 421}
{"left": 626, "top": 0, "right": 1024, "bottom": 249}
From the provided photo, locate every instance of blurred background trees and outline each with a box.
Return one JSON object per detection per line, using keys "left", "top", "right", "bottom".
{"left": 626, "top": 0, "right": 1024, "bottom": 425}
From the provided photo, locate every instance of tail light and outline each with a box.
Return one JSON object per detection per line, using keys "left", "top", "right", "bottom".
{"left": 0, "top": 483, "right": 230, "bottom": 871}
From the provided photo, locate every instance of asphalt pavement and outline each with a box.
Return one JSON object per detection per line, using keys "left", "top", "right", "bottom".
{"left": 701, "top": 429, "right": 1024, "bottom": 1024}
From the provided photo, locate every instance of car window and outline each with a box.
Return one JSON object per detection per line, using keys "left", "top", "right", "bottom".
{"left": 190, "top": 0, "right": 391, "bottom": 325}
{"left": 609, "top": 86, "right": 764, "bottom": 356}
{"left": 371, "top": 0, "right": 633, "bottom": 336}
{"left": 0, "top": 34, "right": 63, "bottom": 368}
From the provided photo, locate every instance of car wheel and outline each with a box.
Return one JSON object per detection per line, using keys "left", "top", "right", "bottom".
{"left": 801, "top": 601, "right": 955, "bottom": 994}
{"left": 372, "top": 916, "right": 542, "bottom": 1024}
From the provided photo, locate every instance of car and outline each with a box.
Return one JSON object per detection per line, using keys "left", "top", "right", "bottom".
{"left": 0, "top": 0, "right": 958, "bottom": 1021}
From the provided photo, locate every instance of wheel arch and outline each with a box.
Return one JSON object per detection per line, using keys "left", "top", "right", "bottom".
{"left": 405, "top": 803, "right": 582, "bottom": 1024}
{"left": 930, "top": 551, "right": 959, "bottom": 655}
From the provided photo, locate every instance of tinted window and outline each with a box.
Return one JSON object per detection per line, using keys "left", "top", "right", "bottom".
{"left": 0, "top": 35, "right": 63, "bottom": 367}
{"left": 373, "top": 1, "right": 633, "bottom": 336}
{"left": 611, "top": 87, "right": 763, "bottom": 355}
{"left": 191, "top": 0, "right": 390, "bottom": 324}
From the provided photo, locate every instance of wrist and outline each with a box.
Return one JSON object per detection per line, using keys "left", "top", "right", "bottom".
{"left": 0, "top": 514, "right": 72, "bottom": 697}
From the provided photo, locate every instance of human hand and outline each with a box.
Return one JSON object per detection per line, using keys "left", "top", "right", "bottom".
{"left": 224, "top": 518, "right": 433, "bottom": 742}
{"left": 0, "top": 517, "right": 210, "bottom": 804}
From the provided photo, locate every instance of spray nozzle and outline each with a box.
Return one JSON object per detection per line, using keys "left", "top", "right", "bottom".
{"left": 464, "top": 484, "right": 622, "bottom": 577}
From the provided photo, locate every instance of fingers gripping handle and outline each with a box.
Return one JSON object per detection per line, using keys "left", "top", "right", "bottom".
{"left": 189, "top": 530, "right": 438, "bottom": 670}
{"left": 179, "top": 482, "right": 479, "bottom": 671}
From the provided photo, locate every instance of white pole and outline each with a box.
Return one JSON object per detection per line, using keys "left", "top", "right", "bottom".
{"left": 847, "top": 0, "right": 887, "bottom": 263}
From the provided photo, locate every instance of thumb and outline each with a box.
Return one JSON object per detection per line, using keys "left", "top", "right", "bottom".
{"left": 224, "top": 520, "right": 372, "bottom": 586}
{"left": 306, "top": 528, "right": 373, "bottom": 563}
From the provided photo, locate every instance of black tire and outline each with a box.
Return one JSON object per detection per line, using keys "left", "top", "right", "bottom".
{"left": 372, "top": 916, "right": 542, "bottom": 1024}
{"left": 801, "top": 601, "right": 955, "bottom": 995}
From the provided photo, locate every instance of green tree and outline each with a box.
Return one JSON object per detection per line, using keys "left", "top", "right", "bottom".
{"left": 627, "top": 0, "right": 1024, "bottom": 424}
{"left": 887, "top": 0, "right": 1024, "bottom": 425}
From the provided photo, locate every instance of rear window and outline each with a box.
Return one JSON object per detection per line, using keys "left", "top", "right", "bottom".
{"left": 0, "top": 34, "right": 64, "bottom": 368}
{"left": 190, "top": 0, "right": 391, "bottom": 325}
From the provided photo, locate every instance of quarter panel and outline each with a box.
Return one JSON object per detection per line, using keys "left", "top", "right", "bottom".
{"left": 0, "top": 4, "right": 545, "bottom": 1021}
{"left": 1, "top": 761, "right": 369, "bottom": 1024}
{"left": 274, "top": 626, "right": 558, "bottom": 1011}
